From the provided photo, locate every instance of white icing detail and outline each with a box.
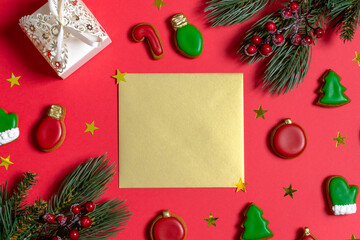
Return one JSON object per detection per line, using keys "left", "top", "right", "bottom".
{"left": 332, "top": 204, "right": 357, "bottom": 215}
{"left": 0, "top": 128, "right": 20, "bottom": 146}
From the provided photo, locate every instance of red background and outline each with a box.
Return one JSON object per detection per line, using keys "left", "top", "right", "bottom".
{"left": 1, "top": 0, "right": 360, "bottom": 239}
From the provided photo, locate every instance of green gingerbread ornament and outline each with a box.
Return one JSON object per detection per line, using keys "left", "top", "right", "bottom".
{"left": 316, "top": 70, "right": 350, "bottom": 107}
{"left": 241, "top": 203, "right": 273, "bottom": 240}
{"left": 171, "top": 13, "right": 203, "bottom": 58}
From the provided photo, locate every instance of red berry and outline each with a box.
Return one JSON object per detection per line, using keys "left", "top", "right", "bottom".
{"left": 259, "top": 44, "right": 272, "bottom": 57}
{"left": 244, "top": 44, "right": 257, "bottom": 56}
{"left": 69, "top": 230, "right": 79, "bottom": 240}
{"left": 314, "top": 28, "right": 325, "bottom": 38}
{"left": 289, "top": 1, "right": 300, "bottom": 12}
{"left": 43, "top": 213, "right": 55, "bottom": 224}
{"left": 51, "top": 237, "right": 61, "bottom": 240}
{"left": 302, "top": 36, "right": 313, "bottom": 46}
{"left": 80, "top": 216, "right": 92, "bottom": 228}
{"left": 265, "top": 21, "right": 276, "bottom": 33}
{"left": 85, "top": 201, "right": 95, "bottom": 212}
{"left": 71, "top": 204, "right": 81, "bottom": 214}
{"left": 273, "top": 34, "right": 285, "bottom": 46}
{"left": 251, "top": 35, "right": 262, "bottom": 45}
{"left": 291, "top": 34, "right": 302, "bottom": 45}
{"left": 55, "top": 214, "right": 67, "bottom": 225}
{"left": 281, "top": 8, "right": 293, "bottom": 19}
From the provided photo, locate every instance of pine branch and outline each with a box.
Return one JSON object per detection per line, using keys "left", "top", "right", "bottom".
{"left": 238, "top": 1, "right": 326, "bottom": 94}
{"left": 205, "top": 0, "right": 274, "bottom": 27}
{"left": 47, "top": 155, "right": 114, "bottom": 215}
{"left": 79, "top": 199, "right": 132, "bottom": 240}
{"left": 263, "top": 44, "right": 311, "bottom": 94}
{"left": 42, "top": 155, "right": 131, "bottom": 239}
{"left": 327, "top": 0, "right": 360, "bottom": 41}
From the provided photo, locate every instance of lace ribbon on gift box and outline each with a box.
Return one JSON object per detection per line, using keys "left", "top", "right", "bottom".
{"left": 19, "top": 0, "right": 107, "bottom": 74}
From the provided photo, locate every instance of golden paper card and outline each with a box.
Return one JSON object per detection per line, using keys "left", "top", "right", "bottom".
{"left": 119, "top": 73, "right": 244, "bottom": 188}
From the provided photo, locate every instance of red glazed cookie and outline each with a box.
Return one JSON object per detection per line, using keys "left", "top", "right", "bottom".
{"left": 132, "top": 23, "right": 164, "bottom": 60}
{"left": 150, "top": 210, "right": 187, "bottom": 240}
{"left": 36, "top": 104, "right": 66, "bottom": 152}
{"left": 270, "top": 119, "right": 307, "bottom": 159}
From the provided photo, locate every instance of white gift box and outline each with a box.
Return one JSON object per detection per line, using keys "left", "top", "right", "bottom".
{"left": 19, "top": 0, "right": 111, "bottom": 79}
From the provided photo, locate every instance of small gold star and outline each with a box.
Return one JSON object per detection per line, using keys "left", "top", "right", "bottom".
{"left": 85, "top": 121, "right": 99, "bottom": 135}
{"left": 234, "top": 178, "right": 248, "bottom": 192}
{"left": 348, "top": 234, "right": 360, "bottom": 240}
{"left": 283, "top": 184, "right": 297, "bottom": 198}
{"left": 253, "top": 105, "right": 267, "bottom": 119}
{"left": 333, "top": 132, "right": 346, "bottom": 147}
{"left": 6, "top": 73, "right": 20, "bottom": 87}
{"left": 353, "top": 52, "right": 360, "bottom": 66}
{"left": 112, "top": 70, "right": 126, "bottom": 84}
{"left": 204, "top": 213, "right": 218, "bottom": 227}
{"left": 152, "top": 0, "right": 166, "bottom": 10}
{"left": 0, "top": 156, "right": 14, "bottom": 170}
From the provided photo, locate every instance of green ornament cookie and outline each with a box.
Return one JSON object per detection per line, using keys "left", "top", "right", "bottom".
{"left": 326, "top": 176, "right": 358, "bottom": 215}
{"left": 241, "top": 203, "right": 273, "bottom": 240}
{"left": 171, "top": 13, "right": 203, "bottom": 58}
{"left": 316, "top": 70, "right": 350, "bottom": 107}
{"left": 0, "top": 108, "right": 19, "bottom": 146}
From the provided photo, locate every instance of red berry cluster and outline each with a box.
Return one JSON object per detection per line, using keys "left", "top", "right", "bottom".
{"left": 244, "top": 1, "right": 325, "bottom": 57}
{"left": 38, "top": 201, "right": 96, "bottom": 240}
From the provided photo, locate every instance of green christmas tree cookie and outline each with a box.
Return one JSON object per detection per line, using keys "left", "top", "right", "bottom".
{"left": 0, "top": 108, "right": 19, "bottom": 146}
{"left": 326, "top": 176, "right": 358, "bottom": 215}
{"left": 316, "top": 70, "right": 350, "bottom": 107}
{"left": 241, "top": 203, "right": 273, "bottom": 240}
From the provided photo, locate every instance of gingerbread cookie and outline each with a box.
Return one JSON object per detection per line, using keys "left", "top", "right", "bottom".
{"left": 316, "top": 70, "right": 350, "bottom": 107}
{"left": 270, "top": 119, "right": 307, "bottom": 159}
{"left": 299, "top": 227, "right": 318, "bottom": 240}
{"left": 0, "top": 108, "right": 19, "bottom": 146}
{"left": 241, "top": 203, "right": 273, "bottom": 240}
{"left": 170, "top": 13, "right": 203, "bottom": 58}
{"left": 36, "top": 105, "right": 66, "bottom": 152}
{"left": 150, "top": 210, "right": 187, "bottom": 240}
{"left": 325, "top": 175, "right": 358, "bottom": 215}
{"left": 132, "top": 23, "right": 164, "bottom": 60}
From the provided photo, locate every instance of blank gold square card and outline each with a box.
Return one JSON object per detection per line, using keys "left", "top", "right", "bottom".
{"left": 118, "top": 73, "right": 244, "bottom": 188}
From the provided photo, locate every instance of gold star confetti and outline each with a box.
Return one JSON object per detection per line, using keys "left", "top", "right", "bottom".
{"left": 283, "top": 184, "right": 297, "bottom": 198}
{"left": 85, "top": 121, "right": 99, "bottom": 135}
{"left": 333, "top": 132, "right": 346, "bottom": 147}
{"left": 253, "top": 105, "right": 267, "bottom": 119}
{"left": 0, "top": 156, "right": 13, "bottom": 170}
{"left": 6, "top": 73, "right": 20, "bottom": 88}
{"left": 152, "top": 0, "right": 166, "bottom": 10}
{"left": 234, "top": 178, "right": 248, "bottom": 192}
{"left": 353, "top": 52, "right": 360, "bottom": 66}
{"left": 348, "top": 234, "right": 360, "bottom": 240}
{"left": 204, "top": 213, "right": 218, "bottom": 227}
{"left": 112, "top": 70, "right": 126, "bottom": 84}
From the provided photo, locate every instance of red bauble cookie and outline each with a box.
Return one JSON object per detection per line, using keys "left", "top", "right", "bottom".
{"left": 270, "top": 119, "right": 307, "bottom": 159}
{"left": 150, "top": 210, "right": 187, "bottom": 240}
{"left": 299, "top": 227, "right": 318, "bottom": 240}
{"left": 36, "top": 104, "right": 66, "bottom": 152}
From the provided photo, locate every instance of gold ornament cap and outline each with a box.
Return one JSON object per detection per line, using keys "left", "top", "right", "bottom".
{"left": 171, "top": 13, "right": 189, "bottom": 30}
{"left": 162, "top": 210, "right": 171, "bottom": 218}
{"left": 304, "top": 227, "right": 310, "bottom": 236}
{"left": 285, "top": 118, "right": 292, "bottom": 124}
{"left": 48, "top": 104, "right": 65, "bottom": 119}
